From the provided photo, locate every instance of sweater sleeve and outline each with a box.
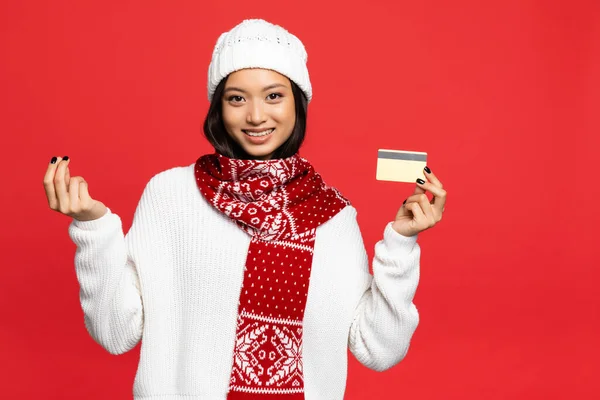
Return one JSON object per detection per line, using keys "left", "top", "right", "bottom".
{"left": 347, "top": 217, "right": 421, "bottom": 372}
{"left": 67, "top": 179, "right": 158, "bottom": 355}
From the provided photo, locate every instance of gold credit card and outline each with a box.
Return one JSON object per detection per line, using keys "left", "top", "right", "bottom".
{"left": 376, "top": 149, "right": 428, "bottom": 183}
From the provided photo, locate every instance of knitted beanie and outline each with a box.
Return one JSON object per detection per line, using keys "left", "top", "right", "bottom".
{"left": 207, "top": 19, "right": 313, "bottom": 104}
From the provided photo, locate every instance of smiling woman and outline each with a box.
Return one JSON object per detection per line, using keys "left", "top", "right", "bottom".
{"left": 204, "top": 68, "right": 308, "bottom": 160}
{"left": 57, "top": 17, "right": 443, "bottom": 400}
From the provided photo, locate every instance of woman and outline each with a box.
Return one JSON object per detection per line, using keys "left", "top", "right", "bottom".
{"left": 43, "top": 19, "right": 447, "bottom": 400}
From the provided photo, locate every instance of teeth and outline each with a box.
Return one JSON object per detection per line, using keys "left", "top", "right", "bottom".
{"left": 244, "top": 128, "right": 274, "bottom": 137}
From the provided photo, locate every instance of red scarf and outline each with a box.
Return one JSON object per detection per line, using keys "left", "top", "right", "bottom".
{"left": 194, "top": 152, "right": 350, "bottom": 398}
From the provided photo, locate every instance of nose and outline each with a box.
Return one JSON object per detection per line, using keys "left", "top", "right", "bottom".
{"left": 246, "top": 100, "right": 266, "bottom": 125}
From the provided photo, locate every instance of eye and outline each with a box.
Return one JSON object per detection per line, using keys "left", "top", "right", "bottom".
{"left": 227, "top": 95, "right": 244, "bottom": 103}
{"left": 267, "top": 92, "right": 283, "bottom": 100}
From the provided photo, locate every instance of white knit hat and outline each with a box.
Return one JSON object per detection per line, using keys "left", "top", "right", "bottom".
{"left": 207, "top": 19, "right": 312, "bottom": 104}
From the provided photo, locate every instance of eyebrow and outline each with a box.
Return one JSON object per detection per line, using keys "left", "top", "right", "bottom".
{"left": 223, "top": 83, "right": 288, "bottom": 94}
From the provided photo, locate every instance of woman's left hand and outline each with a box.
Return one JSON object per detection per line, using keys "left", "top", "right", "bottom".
{"left": 392, "top": 166, "right": 447, "bottom": 237}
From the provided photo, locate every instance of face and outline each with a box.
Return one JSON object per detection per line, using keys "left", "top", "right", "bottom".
{"left": 221, "top": 68, "right": 296, "bottom": 160}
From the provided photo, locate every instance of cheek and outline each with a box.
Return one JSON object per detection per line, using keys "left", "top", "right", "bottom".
{"left": 273, "top": 103, "right": 296, "bottom": 127}
{"left": 221, "top": 106, "right": 241, "bottom": 130}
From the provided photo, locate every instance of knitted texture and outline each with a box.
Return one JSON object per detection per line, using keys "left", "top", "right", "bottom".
{"left": 195, "top": 153, "right": 350, "bottom": 397}
{"left": 207, "top": 19, "right": 312, "bottom": 103}
{"left": 67, "top": 163, "right": 421, "bottom": 399}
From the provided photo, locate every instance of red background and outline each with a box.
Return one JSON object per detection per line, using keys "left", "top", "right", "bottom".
{"left": 1, "top": 0, "right": 599, "bottom": 398}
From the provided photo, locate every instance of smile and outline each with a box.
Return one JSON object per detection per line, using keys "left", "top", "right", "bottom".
{"left": 242, "top": 128, "right": 275, "bottom": 137}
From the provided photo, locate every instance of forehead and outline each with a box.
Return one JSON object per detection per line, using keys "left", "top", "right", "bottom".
{"left": 225, "top": 68, "right": 290, "bottom": 89}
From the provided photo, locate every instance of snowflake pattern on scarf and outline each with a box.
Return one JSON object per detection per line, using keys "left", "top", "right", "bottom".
{"left": 195, "top": 152, "right": 350, "bottom": 398}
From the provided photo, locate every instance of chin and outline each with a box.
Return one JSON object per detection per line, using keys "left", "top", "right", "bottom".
{"left": 240, "top": 146, "right": 278, "bottom": 160}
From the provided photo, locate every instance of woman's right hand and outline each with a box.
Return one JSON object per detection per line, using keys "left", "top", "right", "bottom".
{"left": 43, "top": 156, "right": 108, "bottom": 222}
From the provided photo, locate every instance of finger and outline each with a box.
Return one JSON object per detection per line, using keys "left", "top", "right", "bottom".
{"left": 416, "top": 193, "right": 436, "bottom": 223}
{"left": 423, "top": 166, "right": 443, "bottom": 189}
{"left": 54, "top": 157, "right": 71, "bottom": 213}
{"left": 405, "top": 200, "right": 428, "bottom": 230}
{"left": 69, "top": 177, "right": 82, "bottom": 211}
{"left": 404, "top": 194, "right": 436, "bottom": 224}
{"left": 416, "top": 174, "right": 447, "bottom": 215}
{"left": 423, "top": 166, "right": 447, "bottom": 213}
{"left": 79, "top": 179, "right": 89, "bottom": 203}
{"left": 413, "top": 180, "right": 426, "bottom": 195}
{"left": 43, "top": 156, "right": 60, "bottom": 209}
{"left": 65, "top": 166, "right": 71, "bottom": 188}
{"left": 404, "top": 193, "right": 430, "bottom": 206}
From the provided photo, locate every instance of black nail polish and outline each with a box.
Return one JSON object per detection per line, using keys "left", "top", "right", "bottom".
{"left": 63, "top": 156, "right": 69, "bottom": 161}
{"left": 403, "top": 199, "right": 407, "bottom": 204}
{"left": 417, "top": 178, "right": 425, "bottom": 184}
{"left": 50, "top": 157, "right": 57, "bottom": 164}
{"left": 424, "top": 166, "right": 431, "bottom": 174}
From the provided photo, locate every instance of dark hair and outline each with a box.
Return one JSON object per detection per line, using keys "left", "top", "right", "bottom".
{"left": 203, "top": 74, "right": 308, "bottom": 159}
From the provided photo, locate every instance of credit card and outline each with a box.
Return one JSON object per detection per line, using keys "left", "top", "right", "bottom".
{"left": 376, "top": 149, "right": 428, "bottom": 183}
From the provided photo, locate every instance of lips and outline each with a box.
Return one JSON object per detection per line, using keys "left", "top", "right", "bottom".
{"left": 242, "top": 128, "right": 275, "bottom": 137}
{"left": 242, "top": 128, "right": 275, "bottom": 134}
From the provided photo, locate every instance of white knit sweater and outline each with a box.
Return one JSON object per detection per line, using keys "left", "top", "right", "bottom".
{"left": 68, "top": 162, "right": 421, "bottom": 400}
